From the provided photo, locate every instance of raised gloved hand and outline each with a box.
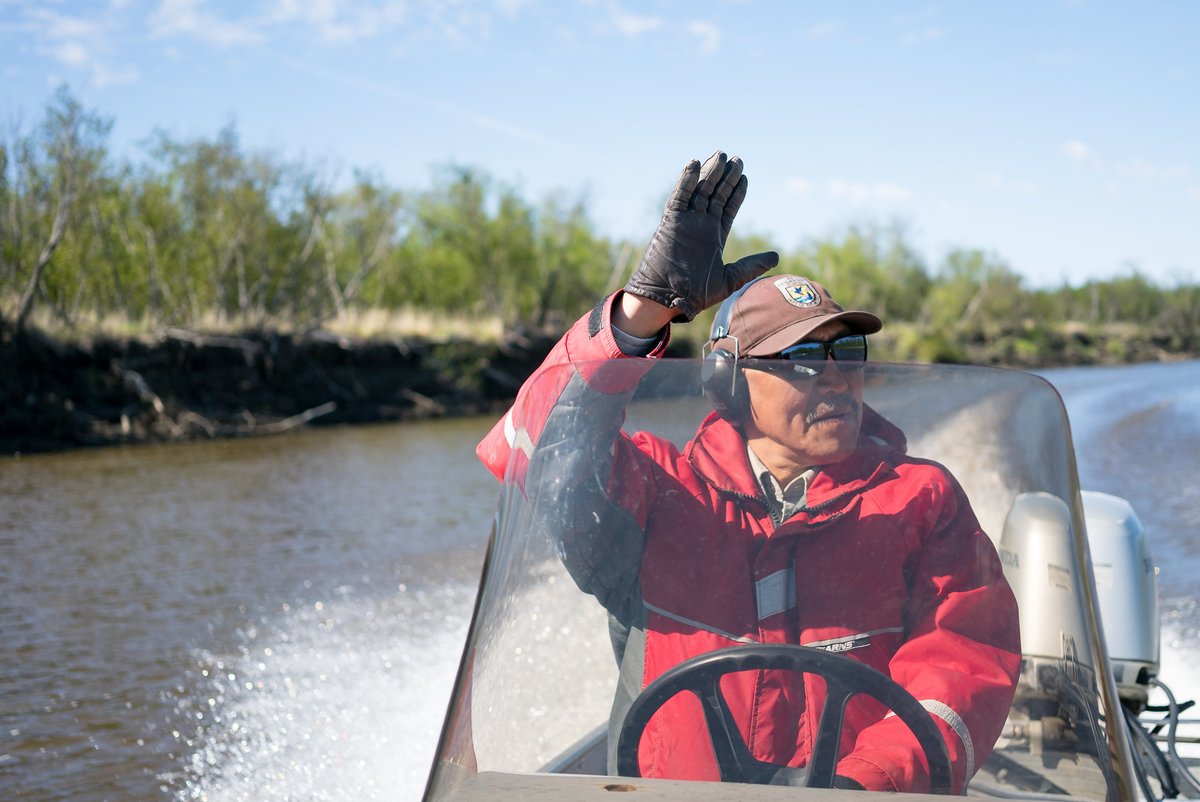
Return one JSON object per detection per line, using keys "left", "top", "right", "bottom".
{"left": 624, "top": 151, "right": 779, "bottom": 322}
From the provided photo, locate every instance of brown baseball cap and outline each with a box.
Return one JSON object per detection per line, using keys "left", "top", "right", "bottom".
{"left": 711, "top": 275, "right": 883, "bottom": 357}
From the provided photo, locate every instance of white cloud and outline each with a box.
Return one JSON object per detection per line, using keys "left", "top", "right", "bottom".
{"left": 51, "top": 41, "right": 89, "bottom": 65}
{"left": 267, "top": 0, "right": 409, "bottom": 43}
{"left": 1113, "top": 158, "right": 1190, "bottom": 181}
{"left": 609, "top": 5, "right": 662, "bottom": 36}
{"left": 872, "top": 183, "right": 913, "bottom": 202}
{"left": 1059, "top": 142, "right": 1190, "bottom": 182}
{"left": 22, "top": 6, "right": 141, "bottom": 86}
{"left": 827, "top": 178, "right": 912, "bottom": 205}
{"left": 430, "top": 7, "right": 496, "bottom": 46}
{"left": 28, "top": 8, "right": 104, "bottom": 41}
{"left": 1061, "top": 140, "right": 1092, "bottom": 162}
{"left": 786, "top": 177, "right": 814, "bottom": 196}
{"left": 149, "top": 0, "right": 262, "bottom": 46}
{"left": 686, "top": 20, "right": 720, "bottom": 54}
{"left": 899, "top": 26, "right": 945, "bottom": 46}
{"left": 26, "top": 8, "right": 101, "bottom": 52}
{"left": 895, "top": 5, "right": 941, "bottom": 26}
{"left": 495, "top": 0, "right": 533, "bottom": 13}
{"left": 807, "top": 20, "right": 839, "bottom": 38}
{"left": 92, "top": 61, "right": 139, "bottom": 87}
{"left": 977, "top": 170, "right": 1037, "bottom": 194}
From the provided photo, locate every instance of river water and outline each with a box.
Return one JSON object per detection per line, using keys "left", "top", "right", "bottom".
{"left": 1, "top": 360, "right": 1198, "bottom": 801}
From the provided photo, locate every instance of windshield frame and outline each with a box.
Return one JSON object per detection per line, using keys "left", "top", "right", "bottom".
{"left": 426, "top": 359, "right": 1140, "bottom": 801}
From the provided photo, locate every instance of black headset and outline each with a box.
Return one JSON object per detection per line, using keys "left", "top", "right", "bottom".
{"left": 700, "top": 277, "right": 768, "bottom": 424}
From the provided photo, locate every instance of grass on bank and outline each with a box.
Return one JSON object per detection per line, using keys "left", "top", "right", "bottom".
{"left": 4, "top": 300, "right": 507, "bottom": 345}
{"left": 4, "top": 294, "right": 1194, "bottom": 369}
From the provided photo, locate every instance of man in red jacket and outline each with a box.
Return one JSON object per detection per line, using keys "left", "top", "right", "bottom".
{"left": 476, "top": 151, "right": 1021, "bottom": 793}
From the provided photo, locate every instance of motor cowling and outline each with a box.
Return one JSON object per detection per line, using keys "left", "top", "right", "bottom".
{"left": 1081, "top": 490, "right": 1160, "bottom": 708}
{"left": 998, "top": 490, "right": 1161, "bottom": 712}
{"left": 998, "top": 492, "right": 1095, "bottom": 705}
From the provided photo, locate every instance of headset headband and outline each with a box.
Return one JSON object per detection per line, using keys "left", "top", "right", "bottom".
{"left": 709, "top": 276, "right": 769, "bottom": 358}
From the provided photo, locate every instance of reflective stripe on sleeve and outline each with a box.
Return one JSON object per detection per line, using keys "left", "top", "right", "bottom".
{"left": 503, "top": 409, "right": 535, "bottom": 459}
{"left": 886, "top": 699, "right": 975, "bottom": 793}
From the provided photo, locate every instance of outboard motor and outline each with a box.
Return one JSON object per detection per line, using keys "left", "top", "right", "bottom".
{"left": 1075, "top": 493, "right": 1200, "bottom": 801}
{"left": 998, "top": 492, "right": 1095, "bottom": 702}
{"left": 998, "top": 491, "right": 1160, "bottom": 709}
{"left": 1081, "top": 490, "right": 1160, "bottom": 710}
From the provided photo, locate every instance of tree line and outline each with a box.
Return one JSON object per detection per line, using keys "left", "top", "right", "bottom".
{"left": 4, "top": 88, "right": 1198, "bottom": 363}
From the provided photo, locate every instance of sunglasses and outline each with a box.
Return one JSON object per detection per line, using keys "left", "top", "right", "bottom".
{"left": 742, "top": 335, "right": 869, "bottom": 378}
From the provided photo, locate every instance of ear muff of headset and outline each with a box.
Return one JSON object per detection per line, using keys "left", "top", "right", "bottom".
{"left": 701, "top": 348, "right": 749, "bottom": 423}
{"left": 702, "top": 277, "right": 768, "bottom": 423}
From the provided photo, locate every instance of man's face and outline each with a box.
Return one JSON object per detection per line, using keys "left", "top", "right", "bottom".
{"left": 741, "top": 321, "right": 864, "bottom": 470}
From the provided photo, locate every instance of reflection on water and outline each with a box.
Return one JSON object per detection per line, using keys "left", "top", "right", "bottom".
{"left": 1043, "top": 361, "right": 1200, "bottom": 602}
{"left": 2, "top": 360, "right": 1200, "bottom": 801}
{"left": 0, "top": 418, "right": 495, "bottom": 801}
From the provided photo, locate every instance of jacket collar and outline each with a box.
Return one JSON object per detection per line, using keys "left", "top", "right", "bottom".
{"left": 685, "top": 404, "right": 907, "bottom": 512}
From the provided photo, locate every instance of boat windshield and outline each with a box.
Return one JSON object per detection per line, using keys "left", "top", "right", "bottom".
{"left": 426, "top": 360, "right": 1137, "bottom": 801}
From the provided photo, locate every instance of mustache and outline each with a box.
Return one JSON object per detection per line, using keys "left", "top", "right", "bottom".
{"left": 805, "top": 395, "right": 859, "bottom": 425}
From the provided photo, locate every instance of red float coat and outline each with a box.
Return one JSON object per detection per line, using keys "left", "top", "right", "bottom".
{"left": 477, "top": 293, "right": 1021, "bottom": 793}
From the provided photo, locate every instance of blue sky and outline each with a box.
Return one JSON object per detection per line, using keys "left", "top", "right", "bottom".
{"left": 2, "top": 0, "right": 1197, "bottom": 288}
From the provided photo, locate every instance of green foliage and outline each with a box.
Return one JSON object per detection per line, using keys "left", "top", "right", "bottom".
{"left": 787, "top": 222, "right": 931, "bottom": 322}
{"left": 926, "top": 248, "right": 1025, "bottom": 332}
{"left": 2, "top": 86, "right": 114, "bottom": 328}
{"left": 3, "top": 87, "right": 1199, "bottom": 370}
{"left": 531, "top": 193, "right": 617, "bottom": 327}
{"left": 882, "top": 323, "right": 970, "bottom": 364}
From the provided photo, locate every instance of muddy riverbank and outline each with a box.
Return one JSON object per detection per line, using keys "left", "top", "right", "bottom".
{"left": 3, "top": 316, "right": 1194, "bottom": 455}
{"left": 1, "top": 321, "right": 573, "bottom": 455}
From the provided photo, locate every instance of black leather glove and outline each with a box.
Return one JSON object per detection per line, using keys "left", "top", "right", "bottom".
{"left": 624, "top": 151, "right": 779, "bottom": 322}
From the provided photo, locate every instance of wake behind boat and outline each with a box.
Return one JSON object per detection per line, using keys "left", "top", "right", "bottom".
{"left": 424, "top": 359, "right": 1199, "bottom": 801}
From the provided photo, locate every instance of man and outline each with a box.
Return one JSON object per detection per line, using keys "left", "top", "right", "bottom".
{"left": 476, "top": 151, "right": 1020, "bottom": 793}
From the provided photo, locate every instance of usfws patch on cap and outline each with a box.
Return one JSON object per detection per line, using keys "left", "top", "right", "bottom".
{"left": 774, "top": 276, "right": 821, "bottom": 308}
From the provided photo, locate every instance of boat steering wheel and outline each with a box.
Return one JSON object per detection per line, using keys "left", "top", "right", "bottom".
{"left": 615, "top": 644, "right": 954, "bottom": 793}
